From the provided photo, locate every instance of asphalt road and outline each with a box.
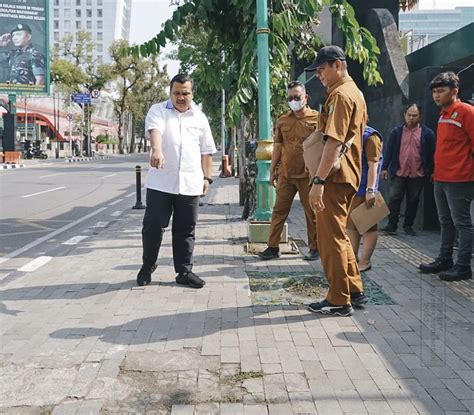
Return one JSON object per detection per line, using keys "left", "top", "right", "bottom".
{"left": 0, "top": 155, "right": 150, "bottom": 261}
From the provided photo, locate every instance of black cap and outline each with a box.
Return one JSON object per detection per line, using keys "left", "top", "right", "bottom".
{"left": 304, "top": 46, "right": 346, "bottom": 71}
{"left": 11, "top": 23, "right": 32, "bottom": 35}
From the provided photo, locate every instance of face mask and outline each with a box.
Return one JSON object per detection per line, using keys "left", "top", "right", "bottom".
{"left": 289, "top": 100, "right": 304, "bottom": 112}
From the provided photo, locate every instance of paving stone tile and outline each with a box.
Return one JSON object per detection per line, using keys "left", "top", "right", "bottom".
{"left": 428, "top": 388, "right": 470, "bottom": 412}
{"left": 267, "top": 403, "right": 293, "bottom": 415}
{"left": 283, "top": 373, "right": 309, "bottom": 392}
{"left": 171, "top": 405, "right": 195, "bottom": 415}
{"left": 244, "top": 404, "right": 268, "bottom": 414}
{"left": 364, "top": 400, "right": 394, "bottom": 414}
{"left": 220, "top": 403, "right": 245, "bottom": 414}
{"left": 289, "top": 391, "right": 317, "bottom": 414}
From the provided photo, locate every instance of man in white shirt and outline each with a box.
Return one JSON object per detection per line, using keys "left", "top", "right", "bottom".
{"left": 137, "top": 74, "right": 217, "bottom": 288}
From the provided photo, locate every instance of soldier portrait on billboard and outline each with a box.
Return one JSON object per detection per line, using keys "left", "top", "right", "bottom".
{"left": 0, "top": 23, "right": 46, "bottom": 86}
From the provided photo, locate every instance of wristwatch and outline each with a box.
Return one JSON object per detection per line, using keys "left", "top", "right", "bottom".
{"left": 204, "top": 176, "right": 213, "bottom": 184}
{"left": 312, "top": 176, "right": 326, "bottom": 185}
{"left": 366, "top": 187, "right": 376, "bottom": 193}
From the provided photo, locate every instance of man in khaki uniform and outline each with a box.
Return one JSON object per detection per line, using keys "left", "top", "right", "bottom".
{"left": 259, "top": 81, "right": 319, "bottom": 261}
{"left": 305, "top": 46, "right": 368, "bottom": 317}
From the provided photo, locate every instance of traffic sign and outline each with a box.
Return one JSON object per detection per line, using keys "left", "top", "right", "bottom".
{"left": 91, "top": 89, "right": 100, "bottom": 99}
{"left": 66, "top": 113, "right": 73, "bottom": 121}
{"left": 71, "top": 93, "right": 91, "bottom": 104}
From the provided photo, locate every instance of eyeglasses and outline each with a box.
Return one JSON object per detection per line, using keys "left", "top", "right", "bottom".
{"left": 287, "top": 95, "right": 303, "bottom": 102}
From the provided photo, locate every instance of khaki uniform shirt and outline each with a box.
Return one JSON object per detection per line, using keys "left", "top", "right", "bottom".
{"left": 321, "top": 77, "right": 367, "bottom": 191}
{"left": 365, "top": 134, "right": 383, "bottom": 162}
{"left": 274, "top": 106, "right": 320, "bottom": 178}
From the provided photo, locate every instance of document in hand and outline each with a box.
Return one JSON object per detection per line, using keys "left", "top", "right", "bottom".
{"left": 349, "top": 192, "right": 390, "bottom": 235}
{"left": 302, "top": 130, "right": 355, "bottom": 178}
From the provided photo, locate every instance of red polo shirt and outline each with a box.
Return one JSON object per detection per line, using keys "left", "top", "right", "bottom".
{"left": 434, "top": 100, "right": 474, "bottom": 182}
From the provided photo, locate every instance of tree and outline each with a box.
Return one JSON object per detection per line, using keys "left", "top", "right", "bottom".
{"left": 51, "top": 30, "right": 112, "bottom": 154}
{"left": 126, "top": 0, "right": 384, "bottom": 217}
{"left": 109, "top": 39, "right": 169, "bottom": 153}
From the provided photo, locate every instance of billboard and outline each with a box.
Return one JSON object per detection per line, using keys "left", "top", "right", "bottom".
{"left": 0, "top": 0, "right": 49, "bottom": 95}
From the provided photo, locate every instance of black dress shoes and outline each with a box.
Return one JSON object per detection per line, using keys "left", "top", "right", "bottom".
{"left": 419, "top": 258, "right": 453, "bottom": 274}
{"left": 439, "top": 265, "right": 472, "bottom": 281}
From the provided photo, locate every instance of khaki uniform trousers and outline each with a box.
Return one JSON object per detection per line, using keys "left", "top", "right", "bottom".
{"left": 316, "top": 181, "right": 364, "bottom": 305}
{"left": 268, "top": 176, "right": 318, "bottom": 251}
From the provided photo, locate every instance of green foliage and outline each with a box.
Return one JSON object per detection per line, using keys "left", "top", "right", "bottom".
{"left": 95, "top": 134, "right": 117, "bottom": 144}
{"left": 125, "top": 0, "right": 383, "bottom": 129}
{"left": 108, "top": 39, "right": 169, "bottom": 153}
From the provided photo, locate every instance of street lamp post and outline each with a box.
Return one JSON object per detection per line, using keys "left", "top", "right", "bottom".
{"left": 254, "top": 0, "right": 275, "bottom": 221}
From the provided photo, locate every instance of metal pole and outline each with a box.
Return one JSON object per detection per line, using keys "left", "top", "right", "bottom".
{"left": 132, "top": 165, "right": 146, "bottom": 209}
{"left": 68, "top": 97, "right": 72, "bottom": 157}
{"left": 254, "top": 0, "right": 274, "bottom": 221}
{"left": 80, "top": 103, "right": 84, "bottom": 156}
{"left": 24, "top": 97, "right": 28, "bottom": 144}
{"left": 57, "top": 93, "right": 60, "bottom": 158}
{"left": 53, "top": 92, "right": 58, "bottom": 159}
{"left": 88, "top": 103, "right": 92, "bottom": 157}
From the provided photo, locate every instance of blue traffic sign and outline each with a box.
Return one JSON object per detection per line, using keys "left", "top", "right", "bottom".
{"left": 71, "top": 93, "right": 91, "bottom": 104}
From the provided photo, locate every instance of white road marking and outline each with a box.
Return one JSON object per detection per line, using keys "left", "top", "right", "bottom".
{"left": 0, "top": 207, "right": 107, "bottom": 265}
{"left": 91, "top": 221, "right": 109, "bottom": 228}
{"left": 0, "top": 272, "right": 11, "bottom": 282}
{"left": 62, "top": 235, "right": 89, "bottom": 245}
{"left": 108, "top": 198, "right": 123, "bottom": 206}
{"left": 103, "top": 173, "right": 117, "bottom": 178}
{"left": 110, "top": 211, "right": 121, "bottom": 217}
{"left": 125, "top": 192, "right": 135, "bottom": 198}
{"left": 22, "top": 186, "right": 65, "bottom": 198}
{"left": 39, "top": 173, "right": 65, "bottom": 179}
{"left": 18, "top": 256, "right": 52, "bottom": 272}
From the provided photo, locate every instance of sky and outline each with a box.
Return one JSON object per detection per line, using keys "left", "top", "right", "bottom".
{"left": 129, "top": 0, "right": 474, "bottom": 76}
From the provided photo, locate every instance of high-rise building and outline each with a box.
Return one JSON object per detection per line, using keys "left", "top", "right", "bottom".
{"left": 50, "top": 0, "right": 132, "bottom": 63}
{"left": 400, "top": 7, "right": 474, "bottom": 52}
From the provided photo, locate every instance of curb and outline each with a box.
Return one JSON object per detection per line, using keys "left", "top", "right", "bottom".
{"left": 65, "top": 156, "right": 109, "bottom": 163}
{"left": 0, "top": 164, "right": 25, "bottom": 170}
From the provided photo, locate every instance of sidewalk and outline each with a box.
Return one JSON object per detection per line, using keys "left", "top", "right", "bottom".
{"left": 0, "top": 171, "right": 472, "bottom": 414}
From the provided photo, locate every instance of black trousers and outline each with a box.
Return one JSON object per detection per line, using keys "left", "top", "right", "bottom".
{"left": 387, "top": 176, "right": 426, "bottom": 228}
{"left": 141, "top": 188, "right": 199, "bottom": 274}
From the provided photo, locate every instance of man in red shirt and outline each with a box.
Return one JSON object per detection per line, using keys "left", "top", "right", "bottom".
{"left": 420, "top": 72, "right": 474, "bottom": 281}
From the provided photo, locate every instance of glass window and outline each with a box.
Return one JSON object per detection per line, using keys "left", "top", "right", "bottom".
{"left": 97, "top": 32, "right": 103, "bottom": 41}
{"left": 76, "top": 9, "right": 81, "bottom": 18}
{"left": 64, "top": 20, "right": 71, "bottom": 29}
{"left": 53, "top": 20, "right": 59, "bottom": 29}
{"left": 54, "top": 0, "right": 59, "bottom": 5}
{"left": 76, "top": 0, "right": 81, "bottom": 5}
{"left": 64, "top": 8, "right": 70, "bottom": 18}
{"left": 97, "top": 9, "right": 103, "bottom": 18}
{"left": 97, "top": 21, "right": 103, "bottom": 29}
{"left": 54, "top": 43, "right": 60, "bottom": 49}
{"left": 97, "top": 0, "right": 103, "bottom": 4}
{"left": 97, "top": 55, "right": 103, "bottom": 64}
{"left": 87, "top": 0, "right": 92, "bottom": 4}
{"left": 97, "top": 44, "right": 103, "bottom": 52}
{"left": 76, "top": 21, "right": 81, "bottom": 29}
{"left": 54, "top": 9, "right": 59, "bottom": 18}
{"left": 54, "top": 32, "right": 59, "bottom": 41}
{"left": 86, "top": 9, "right": 92, "bottom": 17}
{"left": 86, "top": 21, "right": 92, "bottom": 29}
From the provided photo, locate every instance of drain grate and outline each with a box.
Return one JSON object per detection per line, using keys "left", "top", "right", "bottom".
{"left": 246, "top": 271, "right": 396, "bottom": 306}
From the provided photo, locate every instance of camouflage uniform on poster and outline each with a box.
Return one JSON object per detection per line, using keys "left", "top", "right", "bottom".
{"left": 0, "top": 23, "right": 46, "bottom": 85}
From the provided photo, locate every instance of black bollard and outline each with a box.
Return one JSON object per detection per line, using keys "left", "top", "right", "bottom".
{"left": 132, "top": 165, "right": 146, "bottom": 209}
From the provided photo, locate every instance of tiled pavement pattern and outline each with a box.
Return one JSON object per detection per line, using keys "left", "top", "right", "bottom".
{"left": 1, "top": 168, "right": 472, "bottom": 414}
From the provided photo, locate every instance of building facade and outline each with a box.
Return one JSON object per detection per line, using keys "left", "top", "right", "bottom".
{"left": 400, "top": 7, "right": 474, "bottom": 53}
{"left": 50, "top": 0, "right": 132, "bottom": 63}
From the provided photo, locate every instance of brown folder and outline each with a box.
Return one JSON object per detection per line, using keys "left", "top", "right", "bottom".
{"left": 302, "top": 130, "right": 355, "bottom": 178}
{"left": 349, "top": 192, "right": 389, "bottom": 235}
